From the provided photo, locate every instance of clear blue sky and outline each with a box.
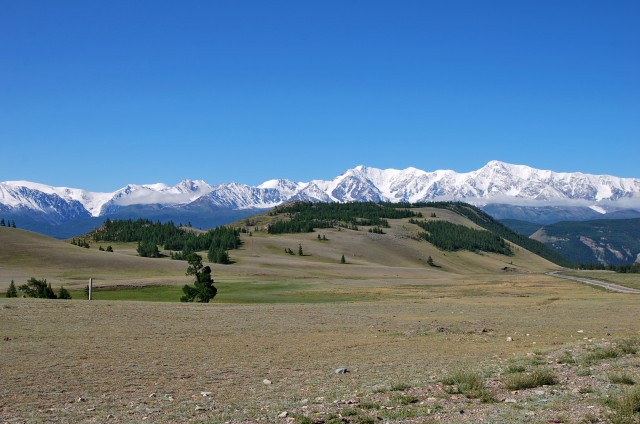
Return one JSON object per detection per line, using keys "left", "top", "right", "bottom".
{"left": 1, "top": 1, "right": 638, "bottom": 191}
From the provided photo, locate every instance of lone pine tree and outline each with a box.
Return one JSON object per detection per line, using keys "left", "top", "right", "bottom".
{"left": 180, "top": 253, "right": 217, "bottom": 303}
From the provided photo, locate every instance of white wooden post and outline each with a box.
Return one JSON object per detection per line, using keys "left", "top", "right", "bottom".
{"left": 89, "top": 278, "right": 92, "bottom": 301}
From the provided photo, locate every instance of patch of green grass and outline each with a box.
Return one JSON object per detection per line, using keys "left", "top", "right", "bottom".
{"left": 607, "top": 386, "right": 640, "bottom": 423}
{"left": 390, "top": 382, "right": 412, "bottom": 391}
{"left": 390, "top": 394, "right": 419, "bottom": 405}
{"left": 358, "top": 401, "right": 381, "bottom": 410}
{"left": 68, "top": 280, "right": 382, "bottom": 303}
{"left": 505, "top": 364, "right": 527, "bottom": 374}
{"left": 291, "top": 414, "right": 314, "bottom": 424}
{"left": 609, "top": 372, "right": 636, "bottom": 386}
{"left": 618, "top": 339, "right": 639, "bottom": 355}
{"left": 379, "top": 406, "right": 436, "bottom": 421}
{"left": 558, "top": 351, "right": 576, "bottom": 364}
{"left": 340, "top": 407, "right": 360, "bottom": 416}
{"left": 69, "top": 285, "right": 182, "bottom": 302}
{"left": 505, "top": 368, "right": 559, "bottom": 390}
{"left": 530, "top": 357, "right": 546, "bottom": 366}
{"left": 441, "top": 369, "right": 494, "bottom": 402}
{"left": 583, "top": 347, "right": 621, "bottom": 365}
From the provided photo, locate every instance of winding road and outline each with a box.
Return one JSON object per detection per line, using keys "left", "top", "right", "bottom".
{"left": 547, "top": 271, "right": 640, "bottom": 294}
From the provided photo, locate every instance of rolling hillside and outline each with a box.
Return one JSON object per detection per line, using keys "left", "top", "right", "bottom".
{"left": 0, "top": 203, "right": 560, "bottom": 293}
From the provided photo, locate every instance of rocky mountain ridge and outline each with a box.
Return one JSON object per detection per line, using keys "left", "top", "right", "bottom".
{"left": 2, "top": 161, "right": 640, "bottom": 237}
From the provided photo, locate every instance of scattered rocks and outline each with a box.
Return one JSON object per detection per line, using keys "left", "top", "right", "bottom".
{"left": 435, "top": 326, "right": 446, "bottom": 333}
{"left": 334, "top": 367, "right": 350, "bottom": 374}
{"left": 278, "top": 411, "right": 288, "bottom": 418}
{"left": 200, "top": 391, "right": 213, "bottom": 397}
{"left": 263, "top": 379, "right": 272, "bottom": 385}
{"left": 76, "top": 397, "right": 87, "bottom": 403}
{"left": 195, "top": 405, "right": 206, "bottom": 411}
{"left": 506, "top": 337, "right": 513, "bottom": 342}
{"left": 503, "top": 398, "right": 517, "bottom": 403}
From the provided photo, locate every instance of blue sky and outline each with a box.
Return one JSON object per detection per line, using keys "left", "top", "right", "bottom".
{"left": 1, "top": 1, "right": 638, "bottom": 191}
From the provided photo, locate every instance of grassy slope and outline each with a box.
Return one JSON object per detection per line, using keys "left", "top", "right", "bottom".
{"left": 1, "top": 207, "right": 557, "bottom": 294}
{"left": 0, "top": 227, "right": 191, "bottom": 290}
{"left": 3, "top": 210, "right": 640, "bottom": 422}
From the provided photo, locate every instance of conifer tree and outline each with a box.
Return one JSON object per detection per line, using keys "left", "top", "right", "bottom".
{"left": 298, "top": 244, "right": 304, "bottom": 256}
{"left": 180, "top": 253, "right": 217, "bottom": 302}
{"left": 0, "top": 218, "right": 4, "bottom": 226}
{"left": 58, "top": 286, "right": 72, "bottom": 299}
{"left": 341, "top": 254, "right": 346, "bottom": 264}
{"left": 19, "top": 278, "right": 57, "bottom": 299}
{"left": 6, "top": 280, "right": 17, "bottom": 298}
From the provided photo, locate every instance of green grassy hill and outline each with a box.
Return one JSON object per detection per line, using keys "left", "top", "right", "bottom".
{"left": 1, "top": 203, "right": 561, "bottom": 296}
{"left": 0, "top": 226, "right": 191, "bottom": 292}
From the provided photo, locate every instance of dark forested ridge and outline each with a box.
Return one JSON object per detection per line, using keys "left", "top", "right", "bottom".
{"left": 267, "top": 201, "right": 421, "bottom": 234}
{"left": 410, "top": 219, "right": 512, "bottom": 255}
{"left": 90, "top": 218, "right": 240, "bottom": 263}
{"left": 436, "top": 203, "right": 573, "bottom": 267}
{"left": 386, "top": 202, "right": 573, "bottom": 267}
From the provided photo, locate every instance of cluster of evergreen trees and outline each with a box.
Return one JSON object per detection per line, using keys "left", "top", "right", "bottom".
{"left": 368, "top": 226, "right": 385, "bottom": 234}
{"left": 71, "top": 238, "right": 90, "bottom": 248}
{"left": 92, "top": 218, "right": 240, "bottom": 263}
{"left": 576, "top": 262, "right": 640, "bottom": 274}
{"left": 0, "top": 219, "right": 16, "bottom": 228}
{"left": 267, "top": 201, "right": 420, "bottom": 234}
{"left": 412, "top": 202, "right": 573, "bottom": 267}
{"left": 410, "top": 218, "right": 513, "bottom": 255}
{"left": 5, "top": 278, "right": 71, "bottom": 299}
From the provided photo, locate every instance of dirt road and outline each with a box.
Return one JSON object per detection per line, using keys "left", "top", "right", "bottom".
{"left": 547, "top": 270, "right": 640, "bottom": 294}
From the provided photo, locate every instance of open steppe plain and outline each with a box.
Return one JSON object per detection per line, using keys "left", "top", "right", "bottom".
{"left": 1, "top": 210, "right": 639, "bottom": 423}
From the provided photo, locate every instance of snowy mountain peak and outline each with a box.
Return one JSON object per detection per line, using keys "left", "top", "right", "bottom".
{"left": 2, "top": 162, "right": 640, "bottom": 225}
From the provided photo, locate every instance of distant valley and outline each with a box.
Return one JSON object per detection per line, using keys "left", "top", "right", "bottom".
{"left": 502, "top": 217, "right": 640, "bottom": 266}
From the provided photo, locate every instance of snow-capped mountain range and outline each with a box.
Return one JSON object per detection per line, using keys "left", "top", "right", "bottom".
{"left": 2, "top": 161, "right": 640, "bottom": 237}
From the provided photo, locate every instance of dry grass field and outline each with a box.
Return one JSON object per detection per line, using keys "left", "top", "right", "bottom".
{"left": 1, "top": 211, "right": 640, "bottom": 423}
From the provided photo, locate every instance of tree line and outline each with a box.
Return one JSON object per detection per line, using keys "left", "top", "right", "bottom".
{"left": 5, "top": 278, "right": 71, "bottom": 299}
{"left": 408, "top": 202, "right": 573, "bottom": 267}
{"left": 92, "top": 218, "right": 240, "bottom": 263}
{"left": 410, "top": 218, "right": 513, "bottom": 255}
{"left": 267, "top": 201, "right": 421, "bottom": 234}
{"left": 0, "top": 218, "right": 16, "bottom": 228}
{"left": 575, "top": 262, "right": 640, "bottom": 274}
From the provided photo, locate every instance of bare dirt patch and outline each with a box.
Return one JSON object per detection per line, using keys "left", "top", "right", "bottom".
{"left": 2, "top": 277, "right": 639, "bottom": 423}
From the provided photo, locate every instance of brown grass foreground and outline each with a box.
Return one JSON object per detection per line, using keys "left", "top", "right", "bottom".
{"left": 1, "top": 214, "right": 639, "bottom": 422}
{"left": 2, "top": 277, "right": 639, "bottom": 423}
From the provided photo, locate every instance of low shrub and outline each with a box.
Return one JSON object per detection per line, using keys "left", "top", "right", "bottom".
{"left": 505, "top": 368, "right": 558, "bottom": 390}
{"left": 609, "top": 372, "right": 636, "bottom": 386}
{"left": 441, "top": 370, "right": 494, "bottom": 402}
{"left": 583, "top": 347, "right": 620, "bottom": 365}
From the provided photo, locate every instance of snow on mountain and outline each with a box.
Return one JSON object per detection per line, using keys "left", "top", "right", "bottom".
{"left": 0, "top": 181, "right": 110, "bottom": 217}
{"left": 2, "top": 161, "right": 640, "bottom": 222}
{"left": 99, "top": 179, "right": 215, "bottom": 215}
